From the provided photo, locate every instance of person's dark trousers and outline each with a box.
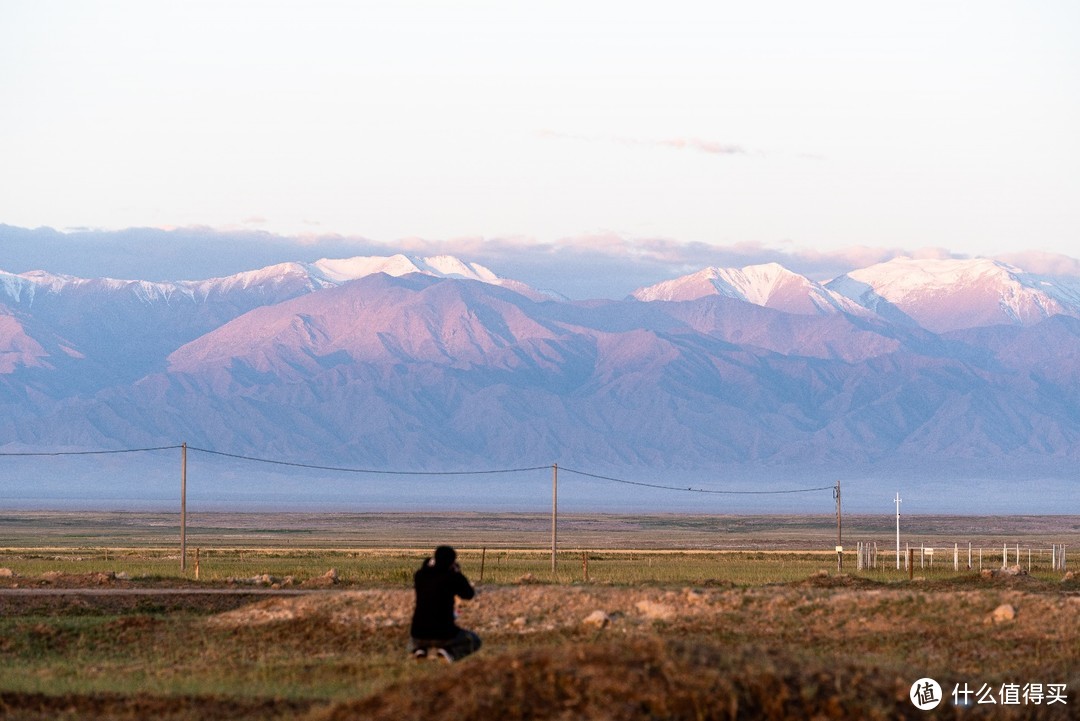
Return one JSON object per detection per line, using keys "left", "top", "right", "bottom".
{"left": 410, "top": 629, "right": 482, "bottom": 661}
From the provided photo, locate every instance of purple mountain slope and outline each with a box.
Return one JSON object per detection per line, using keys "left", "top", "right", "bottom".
{"left": 3, "top": 253, "right": 1080, "bottom": 506}
{"left": 8, "top": 272, "right": 1077, "bottom": 481}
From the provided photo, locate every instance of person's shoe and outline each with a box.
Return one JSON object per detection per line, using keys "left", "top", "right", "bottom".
{"left": 412, "top": 648, "right": 427, "bottom": 661}
{"left": 433, "top": 648, "right": 454, "bottom": 663}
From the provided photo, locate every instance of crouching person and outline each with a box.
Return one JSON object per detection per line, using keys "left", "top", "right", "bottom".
{"left": 409, "top": 545, "right": 481, "bottom": 662}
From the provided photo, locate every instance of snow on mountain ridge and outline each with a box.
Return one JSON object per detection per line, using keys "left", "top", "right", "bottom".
{"left": 632, "top": 262, "right": 865, "bottom": 317}
{"left": 306, "top": 253, "right": 499, "bottom": 284}
{"left": 827, "top": 257, "right": 1080, "bottom": 332}
{"left": 1, "top": 253, "right": 518, "bottom": 306}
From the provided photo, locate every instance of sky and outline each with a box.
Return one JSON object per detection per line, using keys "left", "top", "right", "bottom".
{"left": 2, "top": 1, "right": 1078, "bottom": 297}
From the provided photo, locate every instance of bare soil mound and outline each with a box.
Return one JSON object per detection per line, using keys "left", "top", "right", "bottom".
{"left": 306, "top": 638, "right": 1066, "bottom": 721}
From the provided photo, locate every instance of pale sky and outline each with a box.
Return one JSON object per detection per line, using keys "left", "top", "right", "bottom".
{"left": 1, "top": 1, "right": 1078, "bottom": 293}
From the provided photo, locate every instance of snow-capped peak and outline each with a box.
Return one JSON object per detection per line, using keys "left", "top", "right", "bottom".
{"left": 632, "top": 263, "right": 864, "bottom": 316}
{"left": 306, "top": 254, "right": 499, "bottom": 284}
{"left": 1, "top": 253, "right": 537, "bottom": 308}
{"left": 834, "top": 257, "right": 1020, "bottom": 300}
{"left": 827, "top": 257, "right": 1080, "bottom": 331}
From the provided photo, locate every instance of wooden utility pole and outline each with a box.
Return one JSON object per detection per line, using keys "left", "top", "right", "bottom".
{"left": 180, "top": 442, "right": 187, "bottom": 572}
{"left": 551, "top": 463, "right": 558, "bottom": 573}
{"left": 834, "top": 480, "right": 842, "bottom": 571}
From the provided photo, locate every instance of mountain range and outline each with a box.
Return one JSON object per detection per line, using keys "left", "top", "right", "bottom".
{"left": 3, "top": 253, "right": 1080, "bottom": 510}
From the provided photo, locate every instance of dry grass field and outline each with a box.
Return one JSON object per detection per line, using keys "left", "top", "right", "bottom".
{"left": 0, "top": 512, "right": 1077, "bottom": 719}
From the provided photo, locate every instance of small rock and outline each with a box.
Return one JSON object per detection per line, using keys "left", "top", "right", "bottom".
{"left": 581, "top": 610, "right": 611, "bottom": 629}
{"left": 991, "top": 603, "right": 1016, "bottom": 624}
{"left": 512, "top": 616, "right": 528, "bottom": 628}
{"left": 300, "top": 570, "right": 339, "bottom": 589}
{"left": 114, "top": 572, "right": 130, "bottom": 580}
{"left": 517, "top": 573, "right": 537, "bottom": 584}
{"left": 0, "top": 568, "right": 15, "bottom": 578}
{"left": 635, "top": 599, "right": 675, "bottom": 620}
{"left": 1063, "top": 571, "right": 1074, "bottom": 581}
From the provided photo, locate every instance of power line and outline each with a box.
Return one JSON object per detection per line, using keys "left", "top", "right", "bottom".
{"left": 558, "top": 465, "right": 834, "bottom": 495}
{"left": 185, "top": 446, "right": 549, "bottom": 476}
{"left": 0, "top": 445, "right": 182, "bottom": 457}
{"left": 0, "top": 443, "right": 834, "bottom": 495}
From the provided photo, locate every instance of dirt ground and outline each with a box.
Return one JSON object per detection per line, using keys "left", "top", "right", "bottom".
{"left": 2, "top": 571, "right": 1077, "bottom": 720}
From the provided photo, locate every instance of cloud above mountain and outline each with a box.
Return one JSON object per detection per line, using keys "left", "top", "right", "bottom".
{"left": 536, "top": 130, "right": 748, "bottom": 156}
{"left": 4, "top": 224, "right": 1080, "bottom": 301}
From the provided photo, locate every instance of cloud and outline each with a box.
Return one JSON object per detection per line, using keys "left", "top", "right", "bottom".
{"left": 0, "top": 225, "right": 383, "bottom": 282}
{"left": 388, "top": 234, "right": 972, "bottom": 297}
{"left": 4, "top": 224, "right": 1078, "bottom": 301}
{"left": 652, "top": 137, "right": 746, "bottom": 155}
{"left": 993, "top": 250, "right": 1080, "bottom": 277}
{"left": 537, "top": 129, "right": 747, "bottom": 156}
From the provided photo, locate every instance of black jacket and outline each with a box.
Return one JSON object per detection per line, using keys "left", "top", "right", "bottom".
{"left": 409, "top": 559, "right": 475, "bottom": 639}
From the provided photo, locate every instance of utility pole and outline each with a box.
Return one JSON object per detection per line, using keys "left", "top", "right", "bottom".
{"left": 894, "top": 492, "right": 902, "bottom": 570}
{"left": 551, "top": 463, "right": 558, "bottom": 573}
{"left": 834, "top": 480, "right": 842, "bottom": 571}
{"left": 180, "top": 442, "right": 187, "bottom": 572}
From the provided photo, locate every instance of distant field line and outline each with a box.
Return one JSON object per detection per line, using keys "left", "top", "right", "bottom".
{"left": 0, "top": 546, "right": 842, "bottom": 556}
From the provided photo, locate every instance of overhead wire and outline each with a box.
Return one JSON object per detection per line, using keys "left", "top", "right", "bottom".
{"left": 558, "top": 465, "right": 835, "bottom": 495}
{"left": 0, "top": 445, "right": 182, "bottom": 457}
{"left": 185, "top": 446, "right": 550, "bottom": 476}
{"left": 0, "top": 445, "right": 835, "bottom": 495}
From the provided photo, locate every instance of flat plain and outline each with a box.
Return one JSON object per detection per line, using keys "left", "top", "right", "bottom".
{"left": 1, "top": 512, "right": 1077, "bottom": 720}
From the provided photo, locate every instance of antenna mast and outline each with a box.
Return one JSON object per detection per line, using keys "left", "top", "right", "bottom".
{"left": 894, "top": 492, "right": 902, "bottom": 570}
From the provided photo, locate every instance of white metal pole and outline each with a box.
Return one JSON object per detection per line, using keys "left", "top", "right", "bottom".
{"left": 894, "top": 493, "right": 902, "bottom": 570}
{"left": 180, "top": 442, "right": 187, "bottom": 572}
{"left": 551, "top": 463, "right": 558, "bottom": 573}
